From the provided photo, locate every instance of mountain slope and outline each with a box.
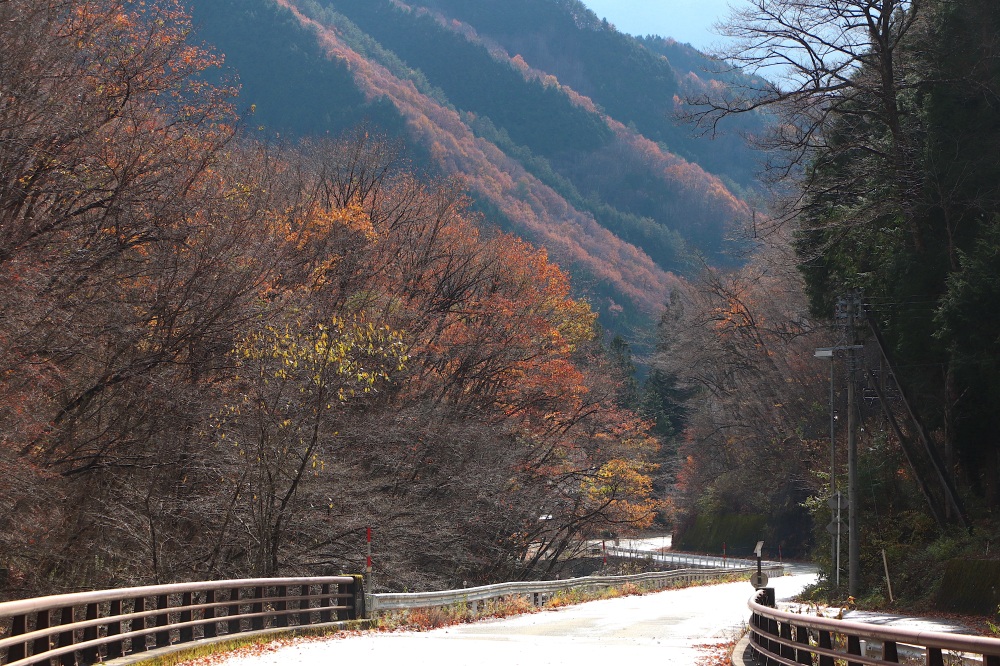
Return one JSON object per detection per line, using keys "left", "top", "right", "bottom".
{"left": 189, "top": 0, "right": 762, "bottom": 326}
{"left": 417, "top": 0, "right": 765, "bottom": 189}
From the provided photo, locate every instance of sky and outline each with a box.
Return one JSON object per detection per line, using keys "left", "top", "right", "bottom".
{"left": 580, "top": 0, "right": 735, "bottom": 52}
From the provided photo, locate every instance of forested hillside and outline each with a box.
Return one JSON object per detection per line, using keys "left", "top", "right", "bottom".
{"left": 0, "top": 0, "right": 663, "bottom": 597}
{"left": 654, "top": 0, "right": 1000, "bottom": 609}
{"left": 6, "top": 0, "right": 999, "bottom": 616}
{"left": 187, "top": 0, "right": 766, "bottom": 333}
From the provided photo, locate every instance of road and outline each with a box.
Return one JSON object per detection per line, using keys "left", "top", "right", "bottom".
{"left": 219, "top": 569, "right": 818, "bottom": 666}
{"left": 601, "top": 534, "right": 772, "bottom": 570}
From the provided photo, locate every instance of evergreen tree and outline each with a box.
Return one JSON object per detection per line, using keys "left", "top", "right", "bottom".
{"left": 640, "top": 369, "right": 691, "bottom": 439}
{"left": 795, "top": 0, "right": 1000, "bottom": 508}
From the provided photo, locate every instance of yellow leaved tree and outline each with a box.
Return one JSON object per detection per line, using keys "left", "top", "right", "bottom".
{"left": 215, "top": 316, "right": 407, "bottom": 575}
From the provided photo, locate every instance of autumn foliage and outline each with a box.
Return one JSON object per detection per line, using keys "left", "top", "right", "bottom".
{"left": 272, "top": 0, "right": 687, "bottom": 315}
{"left": 0, "top": 0, "right": 657, "bottom": 595}
{"left": 650, "top": 235, "right": 828, "bottom": 556}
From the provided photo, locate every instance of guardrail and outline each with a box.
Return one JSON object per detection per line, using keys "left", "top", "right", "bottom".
{"left": 369, "top": 564, "right": 784, "bottom": 614}
{"left": 748, "top": 589, "right": 1000, "bottom": 666}
{"left": 0, "top": 564, "right": 785, "bottom": 665}
{"left": 607, "top": 546, "right": 763, "bottom": 570}
{"left": 0, "top": 576, "right": 364, "bottom": 666}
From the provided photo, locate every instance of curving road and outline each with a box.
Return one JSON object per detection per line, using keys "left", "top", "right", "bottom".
{"left": 219, "top": 568, "right": 818, "bottom": 666}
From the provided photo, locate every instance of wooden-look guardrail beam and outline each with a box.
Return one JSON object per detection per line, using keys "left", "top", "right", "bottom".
{"left": 0, "top": 576, "right": 363, "bottom": 666}
{"left": 748, "top": 589, "right": 1000, "bottom": 666}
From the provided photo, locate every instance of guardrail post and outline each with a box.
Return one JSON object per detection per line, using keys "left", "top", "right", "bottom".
{"left": 132, "top": 596, "right": 147, "bottom": 653}
{"left": 155, "top": 594, "right": 170, "bottom": 648}
{"left": 779, "top": 621, "right": 795, "bottom": 661}
{"left": 883, "top": 640, "right": 898, "bottom": 663}
{"left": 298, "top": 584, "right": 310, "bottom": 626}
{"left": 251, "top": 587, "right": 264, "bottom": 631}
{"left": 794, "top": 624, "right": 811, "bottom": 664}
{"left": 82, "top": 602, "right": 100, "bottom": 662}
{"left": 927, "top": 647, "right": 944, "bottom": 666}
{"left": 228, "top": 587, "right": 241, "bottom": 635}
{"left": 818, "top": 630, "right": 834, "bottom": 666}
{"left": 986, "top": 655, "right": 1000, "bottom": 666}
{"left": 106, "top": 599, "right": 123, "bottom": 659}
{"left": 752, "top": 609, "right": 773, "bottom": 665}
{"left": 350, "top": 575, "right": 365, "bottom": 620}
{"left": 57, "top": 605, "right": 75, "bottom": 666}
{"left": 7, "top": 613, "right": 27, "bottom": 662}
{"left": 335, "top": 580, "right": 348, "bottom": 621}
{"left": 33, "top": 607, "right": 50, "bottom": 658}
{"left": 319, "top": 583, "right": 332, "bottom": 623}
{"left": 847, "top": 635, "right": 863, "bottom": 666}
{"left": 766, "top": 616, "right": 780, "bottom": 664}
{"left": 204, "top": 590, "right": 217, "bottom": 638}
{"left": 179, "top": 592, "right": 194, "bottom": 643}
{"left": 275, "top": 586, "right": 287, "bottom": 628}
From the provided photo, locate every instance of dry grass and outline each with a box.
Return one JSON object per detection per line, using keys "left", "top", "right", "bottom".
{"left": 695, "top": 639, "right": 739, "bottom": 666}
{"left": 378, "top": 594, "right": 539, "bottom": 631}
{"left": 545, "top": 581, "right": 644, "bottom": 608}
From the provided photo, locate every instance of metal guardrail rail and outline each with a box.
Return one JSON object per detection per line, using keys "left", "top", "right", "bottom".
{"left": 748, "top": 589, "right": 1000, "bottom": 666}
{"left": 0, "top": 576, "right": 364, "bottom": 666}
{"left": 369, "top": 564, "right": 785, "bottom": 614}
{"left": 607, "top": 546, "right": 765, "bottom": 570}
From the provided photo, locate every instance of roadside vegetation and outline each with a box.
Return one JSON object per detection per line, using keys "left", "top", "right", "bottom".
{"left": 657, "top": 0, "right": 1000, "bottom": 615}
{"left": 0, "top": 0, "right": 662, "bottom": 599}
{"left": 4, "top": 0, "right": 999, "bottom": 623}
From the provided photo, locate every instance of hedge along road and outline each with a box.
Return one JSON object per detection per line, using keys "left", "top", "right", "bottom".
{"left": 215, "top": 567, "right": 819, "bottom": 666}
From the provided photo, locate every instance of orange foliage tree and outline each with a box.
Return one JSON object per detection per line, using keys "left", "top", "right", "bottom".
{"left": 0, "top": 1, "right": 659, "bottom": 594}
{"left": 240, "top": 133, "right": 660, "bottom": 586}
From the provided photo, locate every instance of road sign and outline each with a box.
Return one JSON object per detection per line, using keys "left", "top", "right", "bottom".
{"left": 750, "top": 571, "right": 769, "bottom": 589}
{"left": 826, "top": 521, "right": 847, "bottom": 536}
{"left": 827, "top": 495, "right": 849, "bottom": 510}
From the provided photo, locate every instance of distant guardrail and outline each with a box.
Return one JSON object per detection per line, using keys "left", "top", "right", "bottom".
{"left": 606, "top": 546, "right": 766, "bottom": 570}
{"left": 0, "top": 576, "right": 364, "bottom": 666}
{"left": 369, "top": 564, "right": 784, "bottom": 615}
{"left": 748, "top": 588, "right": 1000, "bottom": 666}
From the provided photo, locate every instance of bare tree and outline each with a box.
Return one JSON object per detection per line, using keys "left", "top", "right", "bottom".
{"left": 687, "top": 0, "right": 924, "bottom": 242}
{"left": 650, "top": 234, "right": 828, "bottom": 550}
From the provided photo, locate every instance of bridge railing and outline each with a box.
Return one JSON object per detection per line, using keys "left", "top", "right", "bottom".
{"left": 369, "top": 564, "right": 784, "bottom": 614}
{"left": 0, "top": 564, "right": 788, "bottom": 665}
{"left": 0, "top": 576, "right": 364, "bottom": 666}
{"left": 748, "top": 589, "right": 1000, "bottom": 666}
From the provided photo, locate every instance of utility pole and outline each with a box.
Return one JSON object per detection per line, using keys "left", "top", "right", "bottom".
{"left": 838, "top": 294, "right": 862, "bottom": 597}
{"left": 818, "top": 296, "right": 866, "bottom": 596}
{"left": 829, "top": 356, "right": 837, "bottom": 588}
{"left": 847, "top": 345, "right": 859, "bottom": 596}
{"left": 814, "top": 346, "right": 840, "bottom": 589}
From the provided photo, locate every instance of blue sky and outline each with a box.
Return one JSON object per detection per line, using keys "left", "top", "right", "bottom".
{"left": 580, "top": 0, "right": 734, "bottom": 51}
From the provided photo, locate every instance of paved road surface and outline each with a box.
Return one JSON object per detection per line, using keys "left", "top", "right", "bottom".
{"left": 220, "top": 570, "right": 818, "bottom": 666}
